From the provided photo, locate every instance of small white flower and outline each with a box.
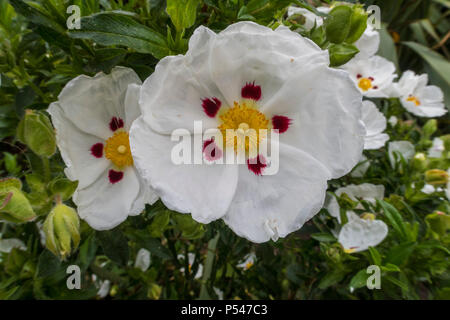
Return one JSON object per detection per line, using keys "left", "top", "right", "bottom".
{"left": 237, "top": 252, "right": 256, "bottom": 271}
{"left": 131, "top": 22, "right": 365, "bottom": 243}
{"left": 213, "top": 287, "right": 224, "bottom": 300}
{"left": 342, "top": 55, "right": 397, "bottom": 98}
{"left": 178, "top": 253, "right": 203, "bottom": 279}
{"left": 97, "top": 279, "right": 111, "bottom": 299}
{"left": 421, "top": 184, "right": 436, "bottom": 195}
{"left": 388, "top": 141, "right": 415, "bottom": 167}
{"left": 327, "top": 183, "right": 385, "bottom": 222}
{"left": 0, "top": 238, "right": 26, "bottom": 253}
{"left": 361, "top": 101, "right": 389, "bottom": 150}
{"left": 350, "top": 154, "right": 370, "bottom": 178}
{"left": 428, "top": 137, "right": 445, "bottom": 158}
{"left": 394, "top": 71, "right": 447, "bottom": 117}
{"left": 48, "top": 67, "right": 158, "bottom": 230}
{"left": 134, "top": 248, "right": 151, "bottom": 272}
{"left": 388, "top": 115, "right": 398, "bottom": 127}
{"left": 338, "top": 211, "right": 388, "bottom": 253}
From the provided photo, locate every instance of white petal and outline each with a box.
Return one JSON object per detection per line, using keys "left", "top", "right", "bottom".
{"left": 338, "top": 216, "right": 388, "bottom": 252}
{"left": 428, "top": 138, "right": 444, "bottom": 158}
{"left": 74, "top": 166, "right": 141, "bottom": 230}
{"left": 262, "top": 65, "right": 365, "bottom": 178}
{"left": 336, "top": 183, "right": 385, "bottom": 203}
{"left": 388, "top": 141, "right": 415, "bottom": 166}
{"left": 350, "top": 154, "right": 370, "bottom": 178}
{"left": 124, "top": 83, "right": 143, "bottom": 130}
{"left": 361, "top": 100, "right": 388, "bottom": 149}
{"left": 134, "top": 248, "right": 151, "bottom": 271}
{"left": 364, "top": 133, "right": 389, "bottom": 150}
{"left": 0, "top": 238, "right": 26, "bottom": 253}
{"left": 354, "top": 25, "right": 380, "bottom": 59}
{"left": 130, "top": 117, "right": 239, "bottom": 223}
{"left": 222, "top": 143, "right": 331, "bottom": 243}
{"left": 47, "top": 103, "right": 110, "bottom": 189}
{"left": 51, "top": 67, "right": 141, "bottom": 139}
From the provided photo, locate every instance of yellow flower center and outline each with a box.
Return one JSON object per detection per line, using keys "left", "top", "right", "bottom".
{"left": 361, "top": 213, "right": 375, "bottom": 221}
{"left": 358, "top": 78, "right": 373, "bottom": 91}
{"left": 406, "top": 95, "right": 421, "bottom": 106}
{"left": 344, "top": 248, "right": 356, "bottom": 254}
{"left": 245, "top": 262, "right": 254, "bottom": 270}
{"left": 218, "top": 101, "right": 269, "bottom": 154}
{"left": 105, "top": 131, "right": 133, "bottom": 168}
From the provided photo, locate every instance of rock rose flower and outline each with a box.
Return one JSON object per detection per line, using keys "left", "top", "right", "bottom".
{"left": 338, "top": 211, "right": 388, "bottom": 253}
{"left": 237, "top": 252, "right": 256, "bottom": 271}
{"left": 130, "top": 22, "right": 365, "bottom": 242}
{"left": 48, "top": 67, "right": 158, "bottom": 230}
{"left": 178, "top": 253, "right": 203, "bottom": 279}
{"left": 394, "top": 71, "right": 447, "bottom": 117}
{"left": 361, "top": 101, "right": 389, "bottom": 150}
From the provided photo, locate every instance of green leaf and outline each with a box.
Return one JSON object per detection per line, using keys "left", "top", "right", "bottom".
{"left": 324, "top": 5, "right": 353, "bottom": 44}
{"left": 97, "top": 228, "right": 129, "bottom": 265}
{"left": 368, "top": 247, "right": 382, "bottom": 266}
{"left": 48, "top": 178, "right": 78, "bottom": 201}
{"left": 166, "top": 0, "right": 200, "bottom": 32}
{"left": 386, "top": 242, "right": 416, "bottom": 266}
{"left": 311, "top": 232, "right": 336, "bottom": 242}
{"left": 318, "top": 268, "right": 347, "bottom": 289}
{"left": 36, "top": 249, "right": 62, "bottom": 278}
{"left": 328, "top": 43, "right": 359, "bottom": 67}
{"left": 378, "top": 199, "right": 407, "bottom": 240}
{"left": 349, "top": 269, "right": 370, "bottom": 290}
{"left": 69, "top": 12, "right": 170, "bottom": 59}
{"left": 9, "top": 0, "right": 65, "bottom": 33}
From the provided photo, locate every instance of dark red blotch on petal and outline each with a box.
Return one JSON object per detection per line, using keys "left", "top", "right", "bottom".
{"left": 90, "top": 143, "right": 104, "bottom": 158}
{"left": 108, "top": 169, "right": 124, "bottom": 184}
{"left": 203, "top": 138, "right": 223, "bottom": 161}
{"left": 272, "top": 115, "right": 292, "bottom": 133}
{"left": 109, "top": 117, "right": 124, "bottom": 131}
{"left": 247, "top": 155, "right": 267, "bottom": 176}
{"left": 202, "top": 97, "right": 222, "bottom": 118}
{"left": 241, "top": 82, "right": 262, "bottom": 101}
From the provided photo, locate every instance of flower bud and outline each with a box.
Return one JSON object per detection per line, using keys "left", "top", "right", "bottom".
{"left": 0, "top": 178, "right": 36, "bottom": 223}
{"left": 423, "top": 119, "right": 437, "bottom": 138}
{"left": 324, "top": 5, "right": 353, "bottom": 44}
{"left": 412, "top": 153, "right": 427, "bottom": 171}
{"left": 17, "top": 109, "right": 56, "bottom": 158}
{"left": 425, "top": 169, "right": 449, "bottom": 186}
{"left": 43, "top": 204, "right": 80, "bottom": 260}
{"left": 147, "top": 283, "right": 162, "bottom": 300}
{"left": 440, "top": 134, "right": 450, "bottom": 151}
{"left": 346, "top": 6, "right": 368, "bottom": 43}
{"left": 425, "top": 212, "right": 450, "bottom": 238}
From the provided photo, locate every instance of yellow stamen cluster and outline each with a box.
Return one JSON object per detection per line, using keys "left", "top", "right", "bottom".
{"left": 358, "top": 78, "right": 373, "bottom": 91}
{"left": 406, "top": 95, "right": 421, "bottom": 106}
{"left": 245, "top": 262, "right": 254, "bottom": 270}
{"left": 344, "top": 248, "right": 356, "bottom": 254}
{"left": 361, "top": 213, "right": 375, "bottom": 221}
{"left": 105, "top": 131, "right": 133, "bottom": 168}
{"left": 218, "top": 101, "right": 269, "bottom": 154}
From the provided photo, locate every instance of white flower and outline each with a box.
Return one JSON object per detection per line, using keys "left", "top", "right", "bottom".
{"left": 429, "top": 137, "right": 444, "bottom": 158}
{"left": 213, "top": 287, "right": 224, "bottom": 300}
{"left": 134, "top": 248, "right": 151, "bottom": 272}
{"left": 388, "top": 141, "right": 415, "bottom": 167}
{"left": 130, "top": 22, "right": 365, "bottom": 243}
{"left": 48, "top": 67, "right": 158, "bottom": 230}
{"left": 394, "top": 71, "right": 447, "bottom": 117}
{"left": 237, "top": 252, "right": 256, "bottom": 270}
{"left": 342, "top": 55, "right": 397, "bottom": 98}
{"left": 361, "top": 100, "right": 389, "bottom": 150}
{"left": 350, "top": 154, "right": 370, "bottom": 178}
{"left": 421, "top": 184, "right": 436, "bottom": 195}
{"left": 178, "top": 253, "right": 203, "bottom": 279}
{"left": 388, "top": 115, "right": 398, "bottom": 127}
{"left": 353, "top": 24, "right": 380, "bottom": 60}
{"left": 0, "top": 238, "right": 26, "bottom": 253}
{"left": 327, "top": 183, "right": 385, "bottom": 222}
{"left": 97, "top": 279, "right": 111, "bottom": 298}
{"left": 287, "top": 6, "right": 330, "bottom": 30}
{"left": 338, "top": 211, "right": 388, "bottom": 253}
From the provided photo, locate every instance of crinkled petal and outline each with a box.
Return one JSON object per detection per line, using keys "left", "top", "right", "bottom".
{"left": 338, "top": 216, "right": 388, "bottom": 252}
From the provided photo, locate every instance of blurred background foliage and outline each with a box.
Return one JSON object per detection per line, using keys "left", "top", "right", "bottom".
{"left": 0, "top": 0, "right": 449, "bottom": 300}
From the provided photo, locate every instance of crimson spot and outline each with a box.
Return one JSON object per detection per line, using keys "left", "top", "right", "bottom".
{"left": 203, "top": 138, "right": 223, "bottom": 161}
{"left": 272, "top": 115, "right": 292, "bottom": 133}
{"left": 90, "top": 143, "right": 104, "bottom": 158}
{"left": 201, "top": 97, "right": 221, "bottom": 118}
{"left": 109, "top": 117, "right": 124, "bottom": 131}
{"left": 241, "top": 82, "right": 262, "bottom": 101}
{"left": 247, "top": 155, "right": 267, "bottom": 176}
{"left": 108, "top": 169, "right": 124, "bottom": 184}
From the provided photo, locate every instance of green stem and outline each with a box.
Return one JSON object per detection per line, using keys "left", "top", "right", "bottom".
{"left": 198, "top": 231, "right": 220, "bottom": 300}
{"left": 42, "top": 157, "right": 51, "bottom": 182}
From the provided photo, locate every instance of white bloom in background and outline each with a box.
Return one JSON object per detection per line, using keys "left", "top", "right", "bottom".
{"left": 48, "top": 67, "right": 158, "bottom": 230}
{"left": 421, "top": 184, "right": 437, "bottom": 195}
{"left": 178, "top": 253, "right": 203, "bottom": 279}
{"left": 388, "top": 115, "right": 398, "bottom": 127}
{"left": 237, "top": 252, "right": 257, "bottom": 271}
{"left": 428, "top": 137, "right": 444, "bottom": 158}
{"left": 350, "top": 154, "right": 370, "bottom": 178}
{"left": 361, "top": 101, "right": 389, "bottom": 150}
{"left": 287, "top": 6, "right": 330, "bottom": 30}
{"left": 338, "top": 211, "right": 388, "bottom": 253}
{"left": 342, "top": 55, "right": 397, "bottom": 98}
{"left": 353, "top": 24, "right": 380, "bottom": 60}
{"left": 131, "top": 22, "right": 365, "bottom": 243}
{"left": 0, "top": 238, "right": 26, "bottom": 253}
{"left": 134, "top": 248, "right": 151, "bottom": 272}
{"left": 97, "top": 279, "right": 111, "bottom": 299}
{"left": 327, "top": 183, "right": 385, "bottom": 221}
{"left": 388, "top": 141, "right": 415, "bottom": 167}
{"left": 213, "top": 287, "right": 224, "bottom": 300}
{"left": 394, "top": 71, "right": 447, "bottom": 117}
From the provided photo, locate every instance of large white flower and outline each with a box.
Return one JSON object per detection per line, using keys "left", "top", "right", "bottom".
{"left": 342, "top": 55, "right": 397, "bottom": 98}
{"left": 48, "top": 67, "right": 158, "bottom": 230}
{"left": 394, "top": 71, "right": 447, "bottom": 117}
{"left": 361, "top": 100, "right": 389, "bottom": 150}
{"left": 130, "top": 22, "right": 365, "bottom": 243}
{"left": 338, "top": 211, "right": 388, "bottom": 253}
{"left": 327, "top": 183, "right": 385, "bottom": 221}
